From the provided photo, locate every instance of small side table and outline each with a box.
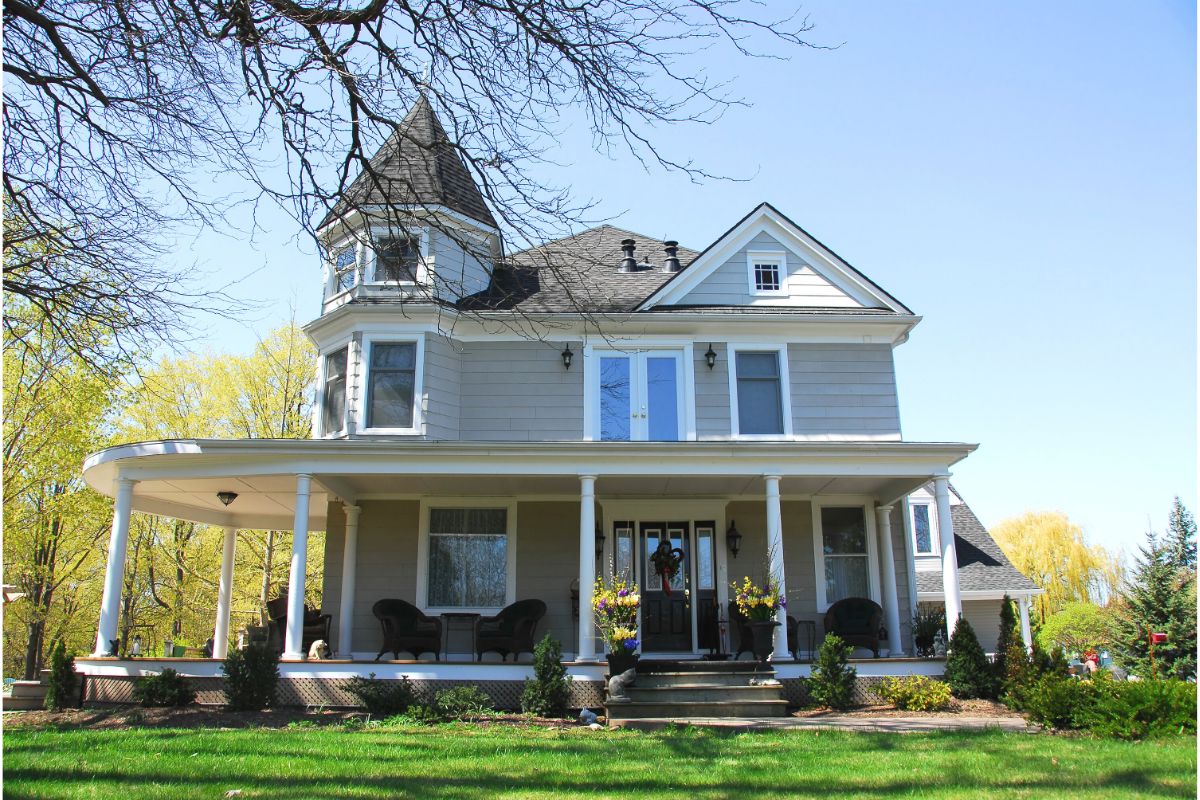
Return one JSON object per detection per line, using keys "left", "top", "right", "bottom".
{"left": 793, "top": 620, "right": 817, "bottom": 662}
{"left": 440, "top": 613, "right": 481, "bottom": 661}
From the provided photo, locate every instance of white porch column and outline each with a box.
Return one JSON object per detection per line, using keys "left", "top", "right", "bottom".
{"left": 933, "top": 476, "right": 962, "bottom": 641}
{"left": 577, "top": 475, "right": 597, "bottom": 660}
{"left": 283, "top": 474, "right": 312, "bottom": 659}
{"left": 1018, "top": 596, "right": 1033, "bottom": 654}
{"left": 337, "top": 504, "right": 361, "bottom": 657}
{"left": 212, "top": 526, "right": 237, "bottom": 659}
{"left": 95, "top": 477, "right": 136, "bottom": 656}
{"left": 764, "top": 475, "right": 788, "bottom": 661}
{"left": 875, "top": 505, "right": 904, "bottom": 656}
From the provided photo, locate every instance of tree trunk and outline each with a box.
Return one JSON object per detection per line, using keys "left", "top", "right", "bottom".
{"left": 23, "top": 619, "right": 45, "bottom": 680}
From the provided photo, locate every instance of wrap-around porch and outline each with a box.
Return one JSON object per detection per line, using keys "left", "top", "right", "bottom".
{"left": 80, "top": 440, "right": 977, "bottom": 689}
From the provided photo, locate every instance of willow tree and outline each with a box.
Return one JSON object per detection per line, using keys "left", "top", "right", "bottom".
{"left": 991, "top": 511, "right": 1122, "bottom": 621}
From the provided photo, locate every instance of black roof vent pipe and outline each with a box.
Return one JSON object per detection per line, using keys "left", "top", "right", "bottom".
{"left": 662, "top": 241, "right": 681, "bottom": 273}
{"left": 618, "top": 239, "right": 638, "bottom": 272}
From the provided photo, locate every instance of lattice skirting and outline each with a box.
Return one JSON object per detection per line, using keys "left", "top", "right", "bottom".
{"left": 779, "top": 673, "right": 946, "bottom": 707}
{"left": 84, "top": 675, "right": 606, "bottom": 712}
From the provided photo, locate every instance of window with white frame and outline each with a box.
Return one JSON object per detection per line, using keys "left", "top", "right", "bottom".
{"left": 821, "top": 506, "right": 870, "bottom": 605}
{"left": 321, "top": 347, "right": 348, "bottom": 435}
{"left": 734, "top": 351, "right": 785, "bottom": 435}
{"left": 332, "top": 245, "right": 358, "bottom": 293}
{"left": 373, "top": 234, "right": 421, "bottom": 282}
{"left": 366, "top": 341, "right": 417, "bottom": 429}
{"left": 910, "top": 502, "right": 938, "bottom": 555}
{"left": 747, "top": 251, "right": 786, "bottom": 295}
{"left": 427, "top": 508, "right": 508, "bottom": 608}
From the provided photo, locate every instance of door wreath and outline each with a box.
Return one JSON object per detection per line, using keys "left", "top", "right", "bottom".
{"left": 650, "top": 540, "right": 685, "bottom": 596}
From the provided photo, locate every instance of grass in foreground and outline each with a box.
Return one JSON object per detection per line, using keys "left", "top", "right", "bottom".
{"left": 3, "top": 722, "right": 1195, "bottom": 799}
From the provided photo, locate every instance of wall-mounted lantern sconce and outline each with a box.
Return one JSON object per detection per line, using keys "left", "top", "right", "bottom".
{"left": 595, "top": 521, "right": 606, "bottom": 560}
{"left": 705, "top": 344, "right": 717, "bottom": 370}
{"left": 562, "top": 343, "right": 574, "bottom": 370}
{"left": 217, "top": 491, "right": 239, "bottom": 507}
{"left": 726, "top": 520, "right": 742, "bottom": 558}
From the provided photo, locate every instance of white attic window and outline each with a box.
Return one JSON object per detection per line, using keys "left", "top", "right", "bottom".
{"left": 746, "top": 250, "right": 787, "bottom": 296}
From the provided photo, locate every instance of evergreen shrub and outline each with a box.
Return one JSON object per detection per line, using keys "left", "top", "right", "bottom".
{"left": 44, "top": 641, "right": 78, "bottom": 711}
{"left": 222, "top": 643, "right": 279, "bottom": 711}
{"left": 133, "top": 668, "right": 196, "bottom": 706}
{"left": 943, "top": 618, "right": 994, "bottom": 699}
{"left": 345, "top": 673, "right": 417, "bottom": 717}
{"left": 521, "top": 635, "right": 571, "bottom": 717}
{"left": 809, "top": 633, "right": 856, "bottom": 710}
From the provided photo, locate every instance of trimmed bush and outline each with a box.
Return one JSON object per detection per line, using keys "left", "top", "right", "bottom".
{"left": 809, "top": 633, "right": 856, "bottom": 710}
{"left": 433, "top": 685, "right": 493, "bottom": 721}
{"left": 133, "top": 668, "right": 196, "bottom": 707}
{"left": 44, "top": 641, "right": 78, "bottom": 711}
{"left": 1023, "top": 673, "right": 1086, "bottom": 730}
{"left": 345, "top": 673, "right": 418, "bottom": 717}
{"left": 521, "top": 635, "right": 571, "bottom": 717}
{"left": 1077, "top": 676, "right": 1197, "bottom": 739}
{"left": 992, "top": 596, "right": 1019, "bottom": 695}
{"left": 944, "top": 618, "right": 994, "bottom": 699}
{"left": 222, "top": 643, "right": 279, "bottom": 711}
{"left": 876, "top": 675, "right": 952, "bottom": 712}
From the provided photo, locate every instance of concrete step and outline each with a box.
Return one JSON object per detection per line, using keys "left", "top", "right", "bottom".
{"left": 606, "top": 698, "right": 790, "bottom": 720}
{"left": 634, "top": 671, "right": 773, "bottom": 688}
{"left": 626, "top": 684, "right": 784, "bottom": 704}
{"left": 635, "top": 659, "right": 771, "bottom": 674}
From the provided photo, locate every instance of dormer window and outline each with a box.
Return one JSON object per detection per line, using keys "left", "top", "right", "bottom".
{"left": 747, "top": 250, "right": 787, "bottom": 296}
{"left": 373, "top": 235, "right": 421, "bottom": 283}
{"left": 333, "top": 245, "right": 358, "bottom": 293}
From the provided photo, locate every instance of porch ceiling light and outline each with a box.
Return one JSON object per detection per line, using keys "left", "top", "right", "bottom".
{"left": 561, "top": 343, "right": 574, "bottom": 370}
{"left": 705, "top": 344, "right": 717, "bottom": 370}
{"left": 726, "top": 520, "right": 742, "bottom": 558}
{"left": 216, "top": 491, "right": 239, "bottom": 507}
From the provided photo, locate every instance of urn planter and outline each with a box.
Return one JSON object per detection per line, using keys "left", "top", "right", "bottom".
{"left": 747, "top": 620, "right": 780, "bottom": 662}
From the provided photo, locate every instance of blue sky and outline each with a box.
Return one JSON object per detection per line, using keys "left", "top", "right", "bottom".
{"left": 175, "top": 1, "right": 1196, "bottom": 559}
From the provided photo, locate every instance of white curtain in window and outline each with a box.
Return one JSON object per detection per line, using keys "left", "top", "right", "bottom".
{"left": 428, "top": 509, "right": 507, "bottom": 607}
{"left": 822, "top": 506, "right": 869, "bottom": 604}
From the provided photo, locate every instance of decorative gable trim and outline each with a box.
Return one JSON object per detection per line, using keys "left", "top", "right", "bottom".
{"left": 636, "top": 203, "right": 912, "bottom": 313}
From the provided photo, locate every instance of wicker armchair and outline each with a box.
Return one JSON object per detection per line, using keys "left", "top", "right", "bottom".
{"left": 823, "top": 597, "right": 884, "bottom": 658}
{"left": 372, "top": 598, "right": 443, "bottom": 661}
{"left": 474, "top": 599, "right": 546, "bottom": 661}
{"left": 265, "top": 595, "right": 331, "bottom": 656}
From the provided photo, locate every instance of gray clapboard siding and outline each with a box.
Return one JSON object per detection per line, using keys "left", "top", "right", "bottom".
{"left": 678, "top": 231, "right": 866, "bottom": 308}
{"left": 423, "top": 333, "right": 461, "bottom": 439}
{"left": 459, "top": 341, "right": 584, "bottom": 440}
{"left": 695, "top": 342, "right": 731, "bottom": 439}
{"left": 788, "top": 344, "right": 901, "bottom": 439}
{"left": 514, "top": 502, "right": 579, "bottom": 654}
{"left": 961, "top": 600, "right": 1004, "bottom": 654}
{"left": 430, "top": 228, "right": 492, "bottom": 302}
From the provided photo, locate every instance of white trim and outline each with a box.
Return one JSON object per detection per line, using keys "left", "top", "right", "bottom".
{"left": 357, "top": 334, "right": 425, "bottom": 436}
{"left": 415, "top": 498, "right": 518, "bottom": 615}
{"left": 908, "top": 499, "right": 940, "bottom": 556}
{"left": 811, "top": 498, "right": 881, "bottom": 613}
{"left": 364, "top": 226, "right": 429, "bottom": 286}
{"left": 917, "top": 588, "right": 1044, "bottom": 602}
{"left": 746, "top": 250, "right": 788, "bottom": 296}
{"left": 726, "top": 343, "right": 793, "bottom": 439}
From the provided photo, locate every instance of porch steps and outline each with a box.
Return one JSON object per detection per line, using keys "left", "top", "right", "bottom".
{"left": 604, "top": 660, "right": 789, "bottom": 723}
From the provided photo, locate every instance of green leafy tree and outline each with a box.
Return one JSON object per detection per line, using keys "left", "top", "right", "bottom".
{"left": 1113, "top": 533, "right": 1197, "bottom": 679}
{"left": 944, "top": 618, "right": 994, "bottom": 699}
{"left": 1037, "top": 602, "right": 1114, "bottom": 658}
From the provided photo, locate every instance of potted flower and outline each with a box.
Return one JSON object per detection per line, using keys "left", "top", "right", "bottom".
{"left": 731, "top": 575, "right": 786, "bottom": 661}
{"left": 593, "top": 576, "right": 641, "bottom": 675}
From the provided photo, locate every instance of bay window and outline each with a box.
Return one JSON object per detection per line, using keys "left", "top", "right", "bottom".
{"left": 332, "top": 245, "right": 357, "bottom": 293}
{"left": 322, "top": 347, "right": 348, "bottom": 435}
{"left": 366, "top": 341, "right": 417, "bottom": 430}
{"left": 373, "top": 235, "right": 421, "bottom": 283}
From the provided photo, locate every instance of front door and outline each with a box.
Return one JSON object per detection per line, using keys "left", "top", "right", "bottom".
{"left": 639, "top": 522, "right": 692, "bottom": 651}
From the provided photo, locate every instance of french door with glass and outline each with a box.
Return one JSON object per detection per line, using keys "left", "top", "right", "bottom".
{"left": 596, "top": 350, "right": 684, "bottom": 441}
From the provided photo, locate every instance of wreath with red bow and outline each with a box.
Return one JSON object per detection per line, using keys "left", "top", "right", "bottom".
{"left": 650, "top": 541, "right": 685, "bottom": 596}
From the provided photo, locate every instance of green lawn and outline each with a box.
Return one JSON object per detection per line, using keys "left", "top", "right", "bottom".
{"left": 3, "top": 723, "right": 1195, "bottom": 799}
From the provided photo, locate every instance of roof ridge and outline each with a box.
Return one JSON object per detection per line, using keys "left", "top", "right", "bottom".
{"left": 507, "top": 224, "right": 697, "bottom": 260}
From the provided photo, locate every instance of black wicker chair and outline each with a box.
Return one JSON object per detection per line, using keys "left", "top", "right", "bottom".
{"left": 474, "top": 599, "right": 547, "bottom": 661}
{"left": 823, "top": 597, "right": 884, "bottom": 658}
{"left": 372, "top": 598, "right": 443, "bottom": 661}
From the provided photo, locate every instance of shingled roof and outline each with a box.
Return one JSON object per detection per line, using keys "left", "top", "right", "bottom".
{"left": 917, "top": 498, "right": 1039, "bottom": 595}
{"left": 460, "top": 225, "right": 700, "bottom": 313}
{"left": 319, "top": 97, "right": 498, "bottom": 230}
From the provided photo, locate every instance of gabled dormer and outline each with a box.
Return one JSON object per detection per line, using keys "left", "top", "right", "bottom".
{"left": 316, "top": 97, "right": 501, "bottom": 312}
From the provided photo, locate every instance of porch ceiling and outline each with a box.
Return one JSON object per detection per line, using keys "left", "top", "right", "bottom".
{"left": 82, "top": 438, "right": 976, "bottom": 530}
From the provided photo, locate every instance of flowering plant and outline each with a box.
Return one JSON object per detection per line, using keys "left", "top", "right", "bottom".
{"left": 731, "top": 576, "right": 786, "bottom": 622}
{"left": 593, "top": 576, "right": 641, "bottom": 653}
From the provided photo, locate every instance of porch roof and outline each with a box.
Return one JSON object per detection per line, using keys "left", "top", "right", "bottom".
{"left": 82, "top": 438, "right": 977, "bottom": 530}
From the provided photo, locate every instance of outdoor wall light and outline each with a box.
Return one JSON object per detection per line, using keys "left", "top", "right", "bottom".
{"left": 705, "top": 344, "right": 717, "bottom": 370}
{"left": 561, "top": 343, "right": 574, "bottom": 370}
{"left": 726, "top": 520, "right": 742, "bottom": 558}
{"left": 216, "top": 491, "right": 239, "bottom": 507}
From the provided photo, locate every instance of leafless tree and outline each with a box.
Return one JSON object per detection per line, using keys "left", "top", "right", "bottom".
{"left": 4, "top": 0, "right": 818, "bottom": 361}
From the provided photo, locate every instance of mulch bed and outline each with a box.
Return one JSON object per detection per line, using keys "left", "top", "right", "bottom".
{"left": 3, "top": 706, "right": 576, "bottom": 731}
{"left": 793, "top": 699, "right": 1023, "bottom": 719}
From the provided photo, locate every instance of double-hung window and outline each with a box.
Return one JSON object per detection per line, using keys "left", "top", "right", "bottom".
{"left": 821, "top": 506, "right": 870, "bottom": 606}
{"left": 427, "top": 508, "right": 509, "bottom": 608}
{"left": 332, "top": 245, "right": 358, "bottom": 293}
{"left": 910, "top": 502, "right": 938, "bottom": 555}
{"left": 373, "top": 235, "right": 421, "bottom": 283}
{"left": 322, "top": 347, "right": 348, "bottom": 435}
{"left": 734, "top": 350, "right": 785, "bottom": 435}
{"left": 366, "top": 342, "right": 417, "bottom": 429}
